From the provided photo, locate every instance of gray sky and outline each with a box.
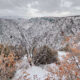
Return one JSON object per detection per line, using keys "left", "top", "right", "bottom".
{"left": 0, "top": 0, "right": 80, "bottom": 18}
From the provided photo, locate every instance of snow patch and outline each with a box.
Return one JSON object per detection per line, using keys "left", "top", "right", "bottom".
{"left": 58, "top": 51, "right": 68, "bottom": 61}
{"left": 26, "top": 66, "right": 50, "bottom": 80}
{"left": 12, "top": 66, "right": 51, "bottom": 80}
{"left": 12, "top": 51, "right": 69, "bottom": 80}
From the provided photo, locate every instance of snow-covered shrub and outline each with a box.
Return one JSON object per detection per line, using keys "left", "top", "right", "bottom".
{"left": 33, "top": 45, "right": 59, "bottom": 66}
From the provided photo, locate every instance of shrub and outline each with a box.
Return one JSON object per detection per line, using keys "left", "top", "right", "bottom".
{"left": 0, "top": 51, "right": 16, "bottom": 80}
{"left": 33, "top": 45, "right": 58, "bottom": 66}
{"left": 59, "top": 44, "right": 70, "bottom": 51}
{"left": 0, "top": 44, "right": 28, "bottom": 80}
{"left": 14, "top": 45, "right": 28, "bottom": 60}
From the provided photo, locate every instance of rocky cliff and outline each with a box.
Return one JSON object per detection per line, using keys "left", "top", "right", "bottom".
{"left": 0, "top": 16, "right": 80, "bottom": 51}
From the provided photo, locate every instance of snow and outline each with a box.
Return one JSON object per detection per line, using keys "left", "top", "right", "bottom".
{"left": 58, "top": 51, "right": 68, "bottom": 61}
{"left": 0, "top": 16, "right": 80, "bottom": 80}
{"left": 12, "top": 55, "right": 57, "bottom": 80}
{"left": 12, "top": 66, "right": 51, "bottom": 80}
{"left": 25, "top": 66, "right": 50, "bottom": 80}
{"left": 12, "top": 51, "right": 68, "bottom": 80}
{"left": 12, "top": 65, "right": 59, "bottom": 80}
{"left": 12, "top": 51, "right": 69, "bottom": 80}
{"left": 1, "top": 16, "right": 80, "bottom": 50}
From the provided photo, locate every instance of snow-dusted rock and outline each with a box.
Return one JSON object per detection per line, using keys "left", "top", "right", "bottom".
{"left": 0, "top": 16, "right": 80, "bottom": 50}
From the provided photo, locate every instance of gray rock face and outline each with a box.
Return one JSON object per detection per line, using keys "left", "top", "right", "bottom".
{"left": 0, "top": 16, "right": 80, "bottom": 51}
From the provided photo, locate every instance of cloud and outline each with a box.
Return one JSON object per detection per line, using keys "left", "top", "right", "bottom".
{"left": 0, "top": 0, "right": 80, "bottom": 18}
{"left": 74, "top": 6, "right": 80, "bottom": 11}
{"left": 60, "top": 0, "right": 73, "bottom": 8}
{"left": 31, "top": 11, "right": 72, "bottom": 17}
{"left": 32, "top": 0, "right": 61, "bottom": 12}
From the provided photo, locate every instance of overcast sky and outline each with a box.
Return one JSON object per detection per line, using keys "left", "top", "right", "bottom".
{"left": 0, "top": 0, "right": 80, "bottom": 18}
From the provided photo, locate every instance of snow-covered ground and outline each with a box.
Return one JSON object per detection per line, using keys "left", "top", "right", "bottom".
{"left": 58, "top": 51, "right": 68, "bottom": 61}
{"left": 12, "top": 51, "right": 68, "bottom": 80}
{"left": 13, "top": 66, "right": 52, "bottom": 80}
